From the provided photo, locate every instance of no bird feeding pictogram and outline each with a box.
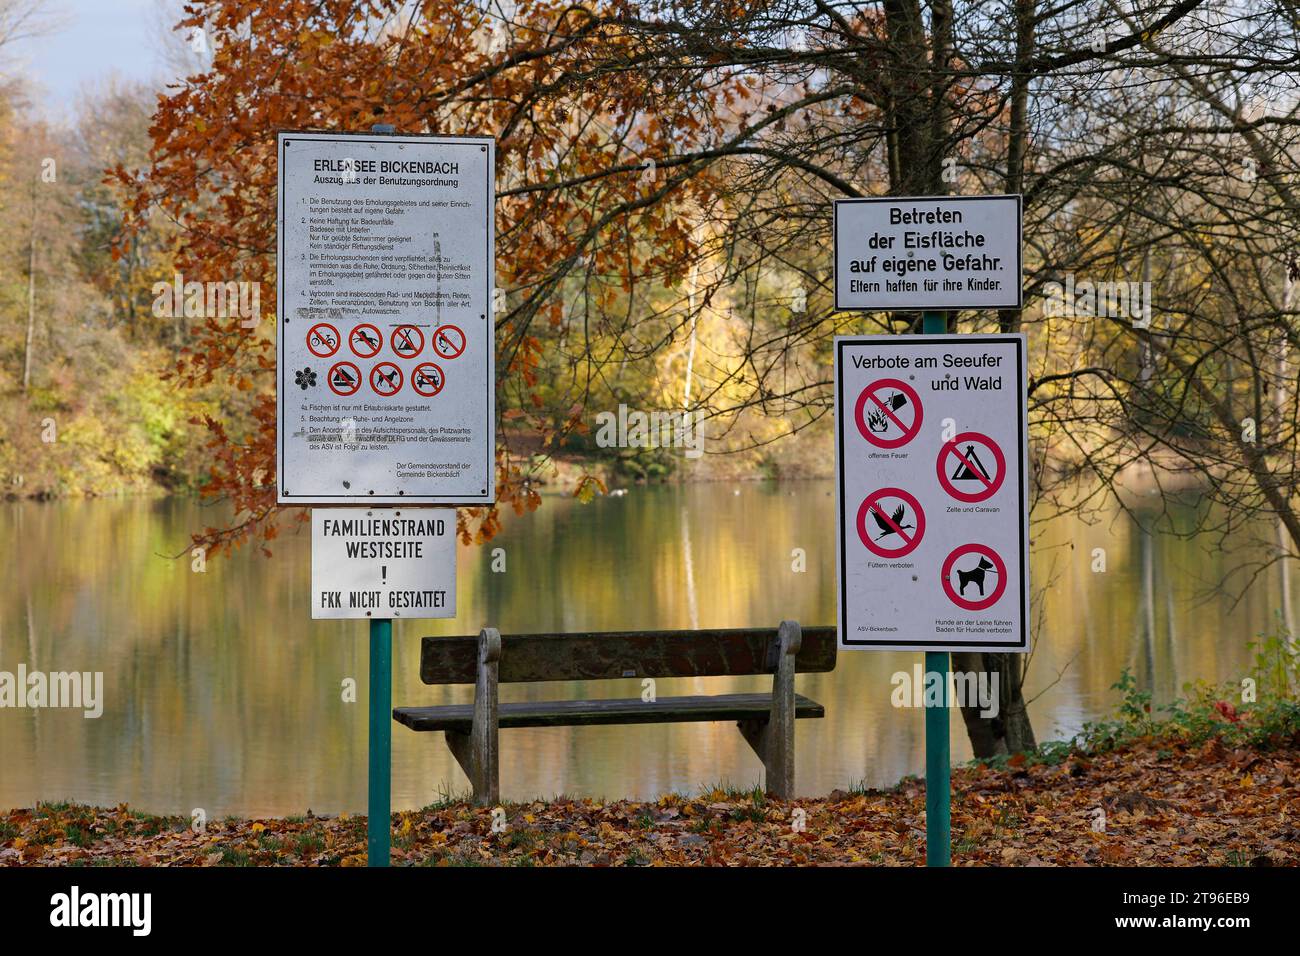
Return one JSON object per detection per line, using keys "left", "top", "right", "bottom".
{"left": 856, "top": 487, "right": 926, "bottom": 559}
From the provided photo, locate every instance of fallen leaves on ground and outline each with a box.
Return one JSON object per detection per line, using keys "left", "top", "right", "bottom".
{"left": 3, "top": 738, "right": 1297, "bottom": 867}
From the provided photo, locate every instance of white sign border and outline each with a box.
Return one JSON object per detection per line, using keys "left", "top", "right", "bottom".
{"left": 275, "top": 129, "right": 496, "bottom": 506}
{"left": 831, "top": 195, "right": 1023, "bottom": 312}
{"left": 834, "top": 333, "right": 1030, "bottom": 653}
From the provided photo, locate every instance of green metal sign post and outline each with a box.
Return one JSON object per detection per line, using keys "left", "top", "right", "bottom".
{"left": 368, "top": 617, "right": 392, "bottom": 866}
{"left": 922, "top": 310, "right": 951, "bottom": 867}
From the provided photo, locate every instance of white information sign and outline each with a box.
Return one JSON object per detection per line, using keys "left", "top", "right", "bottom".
{"left": 833, "top": 195, "right": 1022, "bottom": 311}
{"left": 311, "top": 508, "right": 456, "bottom": 620}
{"left": 277, "top": 131, "right": 495, "bottom": 505}
{"left": 835, "top": 334, "right": 1029, "bottom": 652}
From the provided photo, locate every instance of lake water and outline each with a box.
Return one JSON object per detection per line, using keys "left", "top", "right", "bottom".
{"left": 0, "top": 483, "right": 1290, "bottom": 816}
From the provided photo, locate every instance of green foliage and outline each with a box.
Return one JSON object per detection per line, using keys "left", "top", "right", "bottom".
{"left": 975, "top": 623, "right": 1300, "bottom": 771}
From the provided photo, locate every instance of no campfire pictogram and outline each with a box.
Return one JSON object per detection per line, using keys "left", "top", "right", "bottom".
{"left": 941, "top": 543, "right": 1008, "bottom": 611}
{"left": 327, "top": 361, "right": 361, "bottom": 397}
{"left": 370, "top": 362, "right": 403, "bottom": 397}
{"left": 937, "top": 431, "right": 1006, "bottom": 503}
{"left": 855, "top": 378, "right": 922, "bottom": 448}
{"left": 856, "top": 487, "right": 926, "bottom": 559}
{"left": 391, "top": 325, "right": 425, "bottom": 358}
{"left": 433, "top": 324, "right": 467, "bottom": 360}
{"left": 307, "top": 323, "right": 340, "bottom": 358}
{"left": 349, "top": 323, "right": 383, "bottom": 359}
{"left": 412, "top": 362, "right": 445, "bottom": 397}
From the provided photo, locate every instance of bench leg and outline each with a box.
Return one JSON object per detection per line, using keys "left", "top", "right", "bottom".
{"left": 443, "top": 628, "right": 501, "bottom": 805}
{"left": 737, "top": 619, "right": 801, "bottom": 800}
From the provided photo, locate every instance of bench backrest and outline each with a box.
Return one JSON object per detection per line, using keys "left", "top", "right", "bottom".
{"left": 418, "top": 625, "right": 837, "bottom": 684}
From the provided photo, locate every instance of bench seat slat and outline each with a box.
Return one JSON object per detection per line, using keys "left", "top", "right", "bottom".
{"left": 394, "top": 693, "right": 825, "bottom": 731}
{"left": 417, "top": 626, "right": 837, "bottom": 684}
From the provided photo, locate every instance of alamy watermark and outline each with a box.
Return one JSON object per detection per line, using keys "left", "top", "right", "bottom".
{"left": 0, "top": 665, "right": 103, "bottom": 718}
{"left": 1041, "top": 274, "right": 1151, "bottom": 328}
{"left": 891, "top": 664, "right": 999, "bottom": 718}
{"left": 594, "top": 404, "right": 705, "bottom": 459}
{"left": 152, "top": 273, "right": 261, "bottom": 328}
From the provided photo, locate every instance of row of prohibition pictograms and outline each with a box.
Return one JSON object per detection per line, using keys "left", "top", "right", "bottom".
{"left": 306, "top": 322, "right": 465, "bottom": 398}
{"left": 852, "top": 376, "right": 1009, "bottom": 612}
{"left": 306, "top": 322, "right": 468, "bottom": 362}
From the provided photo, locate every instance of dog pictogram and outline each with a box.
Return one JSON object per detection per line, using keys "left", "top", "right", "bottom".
{"left": 369, "top": 362, "right": 403, "bottom": 396}
{"left": 941, "top": 544, "right": 1007, "bottom": 611}
{"left": 956, "top": 556, "right": 997, "bottom": 596}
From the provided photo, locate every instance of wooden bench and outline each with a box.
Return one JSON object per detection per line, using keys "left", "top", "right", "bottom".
{"left": 393, "top": 621, "right": 835, "bottom": 803}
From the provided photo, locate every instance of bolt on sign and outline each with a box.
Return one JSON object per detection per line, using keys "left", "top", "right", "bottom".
{"left": 835, "top": 334, "right": 1029, "bottom": 652}
{"left": 277, "top": 131, "right": 495, "bottom": 505}
{"left": 312, "top": 509, "right": 456, "bottom": 619}
{"left": 833, "top": 195, "right": 1022, "bottom": 311}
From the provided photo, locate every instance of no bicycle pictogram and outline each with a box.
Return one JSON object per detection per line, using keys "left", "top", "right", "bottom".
{"left": 306, "top": 323, "right": 340, "bottom": 358}
{"left": 327, "top": 361, "right": 361, "bottom": 397}
{"left": 370, "top": 362, "right": 403, "bottom": 397}
{"left": 937, "top": 431, "right": 1006, "bottom": 502}
{"left": 856, "top": 487, "right": 926, "bottom": 559}
{"left": 412, "top": 362, "right": 445, "bottom": 397}
{"left": 941, "top": 544, "right": 1008, "bottom": 611}
{"left": 349, "top": 323, "right": 383, "bottom": 359}
{"left": 855, "top": 378, "right": 922, "bottom": 449}
{"left": 391, "top": 325, "right": 425, "bottom": 358}
{"left": 433, "top": 324, "right": 466, "bottom": 360}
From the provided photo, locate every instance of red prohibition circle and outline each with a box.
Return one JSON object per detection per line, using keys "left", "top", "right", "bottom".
{"left": 936, "top": 431, "right": 1006, "bottom": 503}
{"left": 854, "top": 378, "right": 923, "bottom": 449}
{"left": 348, "top": 323, "right": 383, "bottom": 359}
{"left": 941, "top": 544, "right": 1008, "bottom": 612}
{"left": 411, "top": 362, "right": 446, "bottom": 397}
{"left": 306, "top": 322, "right": 340, "bottom": 358}
{"left": 370, "top": 362, "right": 403, "bottom": 396}
{"left": 391, "top": 325, "right": 425, "bottom": 359}
{"left": 326, "top": 361, "right": 361, "bottom": 397}
{"left": 433, "top": 324, "right": 467, "bottom": 359}
{"left": 855, "top": 487, "right": 926, "bottom": 559}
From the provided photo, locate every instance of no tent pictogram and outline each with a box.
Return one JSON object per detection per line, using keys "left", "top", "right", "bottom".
{"left": 941, "top": 544, "right": 1008, "bottom": 612}
{"left": 411, "top": 362, "right": 445, "bottom": 397}
{"left": 937, "top": 431, "right": 1006, "bottom": 503}
{"left": 433, "top": 324, "right": 467, "bottom": 360}
{"left": 370, "top": 362, "right": 403, "bottom": 397}
{"left": 856, "top": 487, "right": 926, "bottom": 559}
{"left": 391, "top": 325, "right": 425, "bottom": 359}
{"left": 307, "top": 323, "right": 340, "bottom": 358}
{"left": 854, "top": 378, "right": 922, "bottom": 448}
{"left": 349, "top": 323, "right": 383, "bottom": 359}
{"left": 327, "top": 361, "right": 361, "bottom": 397}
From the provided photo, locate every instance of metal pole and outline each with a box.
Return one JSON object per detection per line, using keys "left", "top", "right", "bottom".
{"left": 367, "top": 122, "right": 396, "bottom": 870}
{"left": 368, "top": 617, "right": 392, "bottom": 866}
{"left": 922, "top": 310, "right": 951, "bottom": 867}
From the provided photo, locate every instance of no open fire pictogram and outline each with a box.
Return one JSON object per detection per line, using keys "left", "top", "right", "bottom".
{"left": 433, "top": 324, "right": 467, "bottom": 360}
{"left": 855, "top": 378, "right": 922, "bottom": 449}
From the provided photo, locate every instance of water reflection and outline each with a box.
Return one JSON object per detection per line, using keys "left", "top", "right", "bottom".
{"left": 0, "top": 483, "right": 1284, "bottom": 815}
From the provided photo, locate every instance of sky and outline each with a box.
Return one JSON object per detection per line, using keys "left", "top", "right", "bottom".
{"left": 7, "top": 0, "right": 166, "bottom": 121}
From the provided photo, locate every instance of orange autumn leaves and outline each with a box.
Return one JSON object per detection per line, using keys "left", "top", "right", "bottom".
{"left": 116, "top": 0, "right": 733, "bottom": 551}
